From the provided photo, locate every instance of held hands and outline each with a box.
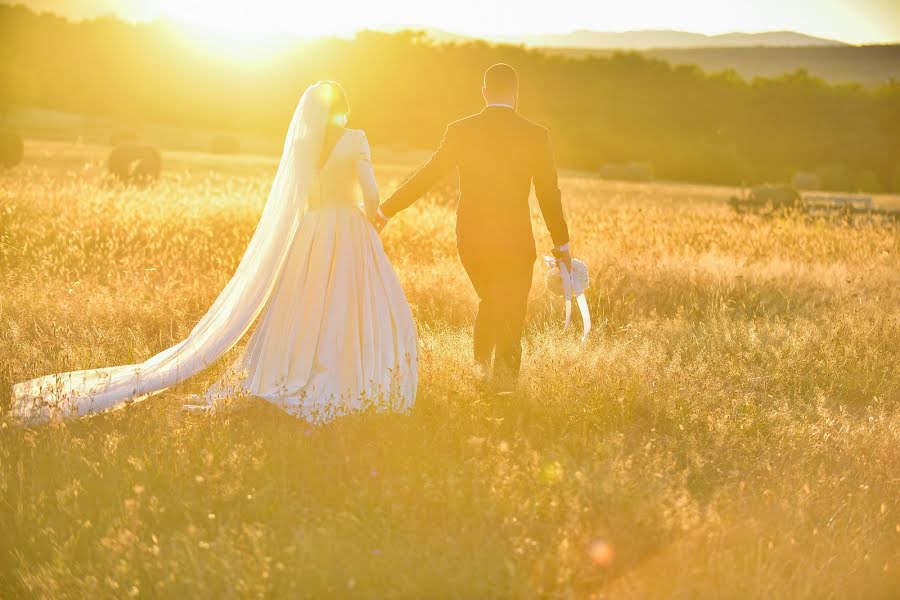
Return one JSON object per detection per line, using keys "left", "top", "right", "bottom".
{"left": 369, "top": 208, "right": 389, "bottom": 233}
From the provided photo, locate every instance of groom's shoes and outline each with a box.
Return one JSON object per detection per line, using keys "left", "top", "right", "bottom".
{"left": 476, "top": 367, "right": 519, "bottom": 397}
{"left": 491, "top": 374, "right": 518, "bottom": 397}
{"left": 474, "top": 362, "right": 493, "bottom": 395}
{"left": 473, "top": 360, "right": 521, "bottom": 398}
{"left": 490, "top": 360, "right": 521, "bottom": 396}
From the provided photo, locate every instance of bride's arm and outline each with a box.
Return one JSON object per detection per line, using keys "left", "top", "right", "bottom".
{"left": 355, "top": 131, "right": 380, "bottom": 219}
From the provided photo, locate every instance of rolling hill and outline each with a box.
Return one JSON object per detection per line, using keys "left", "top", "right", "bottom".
{"left": 544, "top": 44, "right": 900, "bottom": 86}
{"left": 410, "top": 28, "right": 897, "bottom": 85}
{"left": 504, "top": 29, "right": 846, "bottom": 49}
{"left": 411, "top": 28, "right": 896, "bottom": 85}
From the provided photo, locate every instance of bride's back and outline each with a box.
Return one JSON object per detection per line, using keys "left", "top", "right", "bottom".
{"left": 307, "top": 128, "right": 369, "bottom": 211}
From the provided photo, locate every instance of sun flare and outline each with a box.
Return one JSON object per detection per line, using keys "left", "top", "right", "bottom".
{"left": 153, "top": 1, "right": 348, "bottom": 39}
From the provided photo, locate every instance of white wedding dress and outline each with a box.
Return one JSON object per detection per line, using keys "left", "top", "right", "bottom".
{"left": 11, "top": 82, "right": 418, "bottom": 424}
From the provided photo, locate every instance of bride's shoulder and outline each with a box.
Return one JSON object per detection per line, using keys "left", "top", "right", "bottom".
{"left": 345, "top": 128, "right": 371, "bottom": 158}
{"left": 347, "top": 128, "right": 370, "bottom": 148}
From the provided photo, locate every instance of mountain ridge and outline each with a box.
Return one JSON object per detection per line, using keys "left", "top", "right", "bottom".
{"left": 413, "top": 27, "right": 849, "bottom": 49}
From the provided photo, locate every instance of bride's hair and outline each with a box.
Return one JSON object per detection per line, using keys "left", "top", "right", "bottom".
{"left": 318, "top": 80, "right": 350, "bottom": 126}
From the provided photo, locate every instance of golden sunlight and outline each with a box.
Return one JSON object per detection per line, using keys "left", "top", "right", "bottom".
{"left": 2, "top": 0, "right": 899, "bottom": 598}
{"left": 152, "top": 0, "right": 347, "bottom": 38}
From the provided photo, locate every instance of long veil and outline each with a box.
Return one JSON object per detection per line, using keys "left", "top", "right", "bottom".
{"left": 11, "top": 82, "right": 333, "bottom": 424}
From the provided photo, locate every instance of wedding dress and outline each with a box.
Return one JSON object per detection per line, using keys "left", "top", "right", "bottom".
{"left": 11, "top": 82, "right": 418, "bottom": 424}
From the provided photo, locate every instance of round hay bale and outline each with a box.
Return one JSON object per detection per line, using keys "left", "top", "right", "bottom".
{"left": 108, "top": 144, "right": 161, "bottom": 184}
{"left": 750, "top": 184, "right": 801, "bottom": 209}
{"left": 210, "top": 134, "right": 241, "bottom": 154}
{"left": 0, "top": 132, "right": 24, "bottom": 168}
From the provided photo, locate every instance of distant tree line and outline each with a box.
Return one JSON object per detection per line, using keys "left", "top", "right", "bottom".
{"left": 2, "top": 5, "right": 899, "bottom": 191}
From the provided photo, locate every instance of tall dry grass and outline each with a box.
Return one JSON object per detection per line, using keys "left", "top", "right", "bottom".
{"left": 1, "top": 140, "right": 898, "bottom": 598}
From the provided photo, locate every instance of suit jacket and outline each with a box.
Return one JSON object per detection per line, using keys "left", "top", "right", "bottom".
{"left": 381, "top": 106, "right": 569, "bottom": 264}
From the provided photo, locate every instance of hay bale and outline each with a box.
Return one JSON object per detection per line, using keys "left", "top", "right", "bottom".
{"left": 210, "top": 134, "right": 241, "bottom": 154}
{"left": 750, "top": 184, "right": 801, "bottom": 209}
{"left": 108, "top": 144, "right": 161, "bottom": 183}
{"left": 0, "top": 132, "right": 24, "bottom": 168}
{"left": 791, "top": 171, "right": 820, "bottom": 190}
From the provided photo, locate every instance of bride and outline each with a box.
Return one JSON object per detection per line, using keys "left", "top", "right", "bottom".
{"left": 11, "top": 81, "right": 418, "bottom": 424}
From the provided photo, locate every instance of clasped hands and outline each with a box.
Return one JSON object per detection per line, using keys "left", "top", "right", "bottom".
{"left": 368, "top": 208, "right": 389, "bottom": 233}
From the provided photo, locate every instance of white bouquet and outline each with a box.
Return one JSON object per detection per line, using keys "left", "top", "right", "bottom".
{"left": 543, "top": 256, "right": 592, "bottom": 342}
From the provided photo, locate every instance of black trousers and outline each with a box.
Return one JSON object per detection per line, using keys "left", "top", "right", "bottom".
{"left": 460, "top": 254, "right": 534, "bottom": 378}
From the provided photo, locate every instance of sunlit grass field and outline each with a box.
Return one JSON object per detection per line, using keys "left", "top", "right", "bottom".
{"left": 1, "top": 140, "right": 898, "bottom": 598}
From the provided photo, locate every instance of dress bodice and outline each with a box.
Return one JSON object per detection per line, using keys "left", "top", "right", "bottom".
{"left": 306, "top": 129, "right": 379, "bottom": 214}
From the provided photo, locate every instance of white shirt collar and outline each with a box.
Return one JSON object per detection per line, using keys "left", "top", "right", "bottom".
{"left": 486, "top": 103, "right": 514, "bottom": 109}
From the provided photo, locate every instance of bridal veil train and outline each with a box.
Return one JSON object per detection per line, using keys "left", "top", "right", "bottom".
{"left": 11, "top": 81, "right": 418, "bottom": 424}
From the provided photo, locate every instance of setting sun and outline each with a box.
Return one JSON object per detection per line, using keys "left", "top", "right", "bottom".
{"left": 152, "top": 1, "right": 343, "bottom": 38}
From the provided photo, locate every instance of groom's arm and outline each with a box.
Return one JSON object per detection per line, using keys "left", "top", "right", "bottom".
{"left": 379, "top": 125, "right": 459, "bottom": 218}
{"left": 533, "top": 129, "right": 569, "bottom": 249}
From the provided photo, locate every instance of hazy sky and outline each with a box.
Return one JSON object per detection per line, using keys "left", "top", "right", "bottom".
{"left": 8, "top": 0, "right": 900, "bottom": 44}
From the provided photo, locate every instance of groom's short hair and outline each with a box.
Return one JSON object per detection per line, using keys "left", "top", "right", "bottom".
{"left": 484, "top": 63, "right": 518, "bottom": 94}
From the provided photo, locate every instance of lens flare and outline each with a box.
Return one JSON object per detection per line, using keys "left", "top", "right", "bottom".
{"left": 590, "top": 540, "right": 614, "bottom": 567}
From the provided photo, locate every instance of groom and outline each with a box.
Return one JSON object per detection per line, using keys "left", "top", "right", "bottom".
{"left": 376, "top": 63, "right": 571, "bottom": 388}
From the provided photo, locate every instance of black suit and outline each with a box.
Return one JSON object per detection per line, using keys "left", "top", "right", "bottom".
{"left": 382, "top": 105, "right": 569, "bottom": 377}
